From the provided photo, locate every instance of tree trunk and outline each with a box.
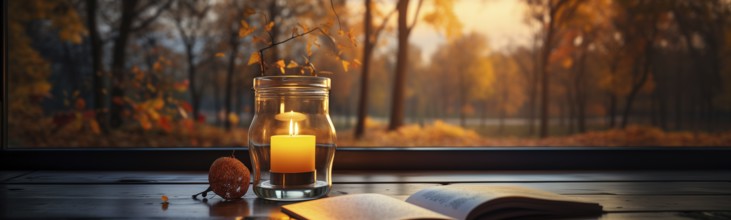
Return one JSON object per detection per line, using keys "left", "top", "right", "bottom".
{"left": 621, "top": 43, "right": 653, "bottom": 128}
{"left": 214, "top": 67, "right": 222, "bottom": 126}
{"left": 659, "top": 91, "right": 668, "bottom": 130}
{"left": 480, "top": 101, "right": 487, "bottom": 128}
{"left": 388, "top": 0, "right": 410, "bottom": 131}
{"left": 234, "top": 76, "right": 243, "bottom": 119}
{"left": 498, "top": 91, "right": 508, "bottom": 135}
{"left": 458, "top": 66, "right": 466, "bottom": 127}
{"left": 605, "top": 52, "right": 622, "bottom": 129}
{"left": 224, "top": 32, "right": 239, "bottom": 130}
{"left": 498, "top": 108, "right": 505, "bottom": 135}
{"left": 62, "top": 43, "right": 81, "bottom": 94}
{"left": 354, "top": 0, "right": 373, "bottom": 139}
{"left": 538, "top": 17, "right": 556, "bottom": 138}
{"left": 109, "top": 0, "right": 138, "bottom": 128}
{"left": 608, "top": 93, "right": 617, "bottom": 128}
{"left": 86, "top": 0, "right": 107, "bottom": 132}
{"left": 525, "top": 34, "right": 540, "bottom": 136}
{"left": 565, "top": 80, "right": 575, "bottom": 134}
{"left": 527, "top": 53, "right": 539, "bottom": 136}
{"left": 184, "top": 43, "right": 200, "bottom": 122}
{"left": 575, "top": 48, "right": 588, "bottom": 133}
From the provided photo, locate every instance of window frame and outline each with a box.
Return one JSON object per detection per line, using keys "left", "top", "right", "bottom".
{"left": 2, "top": 1, "right": 729, "bottom": 172}
{"left": 2, "top": 147, "right": 730, "bottom": 170}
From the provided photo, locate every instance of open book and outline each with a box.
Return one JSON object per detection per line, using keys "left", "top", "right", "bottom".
{"left": 281, "top": 185, "right": 603, "bottom": 220}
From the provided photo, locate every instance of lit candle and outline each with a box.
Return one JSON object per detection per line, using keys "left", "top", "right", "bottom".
{"left": 271, "top": 118, "right": 315, "bottom": 173}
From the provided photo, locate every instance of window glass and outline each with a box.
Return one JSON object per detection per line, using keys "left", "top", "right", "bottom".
{"left": 7, "top": 0, "right": 731, "bottom": 148}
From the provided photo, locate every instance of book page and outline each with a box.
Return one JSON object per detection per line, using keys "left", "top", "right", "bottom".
{"left": 406, "top": 186, "right": 498, "bottom": 220}
{"left": 281, "top": 193, "right": 452, "bottom": 220}
{"left": 405, "top": 185, "right": 601, "bottom": 220}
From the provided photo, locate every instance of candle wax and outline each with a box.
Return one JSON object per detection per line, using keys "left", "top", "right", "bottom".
{"left": 270, "top": 135, "right": 316, "bottom": 173}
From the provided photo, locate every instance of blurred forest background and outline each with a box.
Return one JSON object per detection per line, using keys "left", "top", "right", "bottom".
{"left": 6, "top": 0, "right": 731, "bottom": 147}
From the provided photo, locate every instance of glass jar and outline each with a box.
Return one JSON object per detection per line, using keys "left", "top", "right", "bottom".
{"left": 248, "top": 76, "right": 336, "bottom": 201}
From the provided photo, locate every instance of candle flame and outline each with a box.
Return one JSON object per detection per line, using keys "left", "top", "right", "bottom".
{"left": 285, "top": 110, "right": 301, "bottom": 136}
{"left": 294, "top": 121, "right": 299, "bottom": 135}
{"left": 289, "top": 119, "right": 294, "bottom": 136}
{"left": 288, "top": 112, "right": 299, "bottom": 136}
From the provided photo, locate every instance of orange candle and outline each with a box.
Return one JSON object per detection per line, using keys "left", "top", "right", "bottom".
{"left": 271, "top": 120, "right": 315, "bottom": 173}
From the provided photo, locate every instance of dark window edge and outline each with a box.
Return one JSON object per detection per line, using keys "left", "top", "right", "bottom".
{"left": 2, "top": 147, "right": 730, "bottom": 170}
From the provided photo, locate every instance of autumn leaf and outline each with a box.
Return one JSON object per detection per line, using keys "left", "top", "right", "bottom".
{"left": 180, "top": 101, "right": 193, "bottom": 113}
{"left": 287, "top": 60, "right": 299, "bottom": 68}
{"left": 174, "top": 80, "right": 189, "bottom": 92}
{"left": 243, "top": 6, "right": 256, "bottom": 17}
{"left": 239, "top": 20, "right": 253, "bottom": 37}
{"left": 132, "top": 66, "right": 145, "bottom": 81}
{"left": 562, "top": 58, "right": 573, "bottom": 69}
{"left": 158, "top": 117, "right": 172, "bottom": 133}
{"left": 341, "top": 60, "right": 350, "bottom": 72}
{"left": 75, "top": 98, "right": 86, "bottom": 110}
{"left": 347, "top": 30, "right": 357, "bottom": 47}
{"left": 138, "top": 114, "right": 152, "bottom": 130}
{"left": 265, "top": 21, "right": 275, "bottom": 32}
{"left": 247, "top": 52, "right": 261, "bottom": 65}
{"left": 153, "top": 61, "right": 162, "bottom": 72}
{"left": 306, "top": 41, "right": 313, "bottom": 56}
{"left": 178, "top": 106, "right": 189, "bottom": 119}
{"left": 252, "top": 36, "right": 267, "bottom": 44}
{"left": 239, "top": 28, "right": 253, "bottom": 38}
{"left": 147, "top": 109, "right": 160, "bottom": 121}
{"left": 276, "top": 59, "right": 286, "bottom": 74}
{"left": 228, "top": 113, "right": 240, "bottom": 127}
{"left": 322, "top": 20, "right": 334, "bottom": 34}
{"left": 152, "top": 97, "right": 165, "bottom": 110}
{"left": 352, "top": 59, "right": 362, "bottom": 68}
{"left": 147, "top": 83, "right": 156, "bottom": 93}
{"left": 89, "top": 120, "right": 101, "bottom": 134}
{"left": 297, "top": 23, "right": 309, "bottom": 32}
{"left": 112, "top": 97, "right": 125, "bottom": 105}
{"left": 215, "top": 52, "right": 225, "bottom": 57}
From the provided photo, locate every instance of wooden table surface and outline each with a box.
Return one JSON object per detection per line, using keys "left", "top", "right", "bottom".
{"left": 2, "top": 170, "right": 731, "bottom": 219}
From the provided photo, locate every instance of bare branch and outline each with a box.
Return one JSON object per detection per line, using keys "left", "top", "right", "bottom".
{"left": 407, "top": 0, "right": 425, "bottom": 34}
{"left": 372, "top": 6, "right": 397, "bottom": 44}
{"left": 330, "top": 0, "right": 343, "bottom": 31}
{"left": 131, "top": 0, "right": 173, "bottom": 32}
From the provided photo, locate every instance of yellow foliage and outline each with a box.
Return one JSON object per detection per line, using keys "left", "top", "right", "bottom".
{"left": 247, "top": 52, "right": 261, "bottom": 65}
{"left": 341, "top": 60, "right": 350, "bottom": 72}
{"left": 286, "top": 60, "right": 299, "bottom": 69}
{"left": 7, "top": 0, "right": 88, "bottom": 138}
{"left": 338, "top": 123, "right": 731, "bottom": 147}
{"left": 228, "top": 113, "right": 240, "bottom": 127}
{"left": 467, "top": 57, "right": 495, "bottom": 101}
{"left": 276, "top": 59, "right": 286, "bottom": 73}
{"left": 239, "top": 20, "right": 254, "bottom": 37}
{"left": 265, "top": 21, "right": 275, "bottom": 32}
{"left": 561, "top": 58, "right": 573, "bottom": 69}
{"left": 422, "top": 0, "right": 463, "bottom": 40}
{"left": 491, "top": 53, "right": 527, "bottom": 116}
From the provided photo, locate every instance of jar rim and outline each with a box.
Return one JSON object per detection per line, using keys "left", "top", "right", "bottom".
{"left": 253, "top": 76, "right": 331, "bottom": 90}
